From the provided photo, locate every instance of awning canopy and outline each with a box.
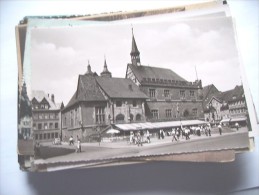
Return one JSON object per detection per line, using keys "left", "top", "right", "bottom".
{"left": 115, "top": 120, "right": 208, "bottom": 131}
{"left": 230, "top": 117, "right": 247, "bottom": 122}
{"left": 220, "top": 118, "right": 231, "bottom": 123}
{"left": 220, "top": 117, "right": 247, "bottom": 123}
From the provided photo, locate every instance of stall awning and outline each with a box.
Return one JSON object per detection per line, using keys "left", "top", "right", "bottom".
{"left": 220, "top": 118, "right": 231, "bottom": 123}
{"left": 230, "top": 117, "right": 247, "bottom": 122}
{"left": 115, "top": 120, "right": 208, "bottom": 131}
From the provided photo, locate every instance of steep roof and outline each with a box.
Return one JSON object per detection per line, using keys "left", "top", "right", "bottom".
{"left": 31, "top": 90, "right": 62, "bottom": 110}
{"left": 130, "top": 34, "right": 140, "bottom": 56}
{"left": 64, "top": 75, "right": 148, "bottom": 110}
{"left": 201, "top": 84, "right": 219, "bottom": 100}
{"left": 96, "top": 77, "right": 148, "bottom": 99}
{"left": 64, "top": 75, "right": 106, "bottom": 110}
{"left": 202, "top": 85, "right": 245, "bottom": 109}
{"left": 128, "top": 64, "right": 186, "bottom": 83}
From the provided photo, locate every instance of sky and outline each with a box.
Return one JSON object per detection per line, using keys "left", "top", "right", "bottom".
{"left": 30, "top": 16, "right": 241, "bottom": 105}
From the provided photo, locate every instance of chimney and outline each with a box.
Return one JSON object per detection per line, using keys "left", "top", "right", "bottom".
{"left": 51, "top": 94, "right": 55, "bottom": 103}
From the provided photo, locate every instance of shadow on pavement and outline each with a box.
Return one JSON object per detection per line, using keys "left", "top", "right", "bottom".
{"left": 38, "top": 146, "right": 75, "bottom": 159}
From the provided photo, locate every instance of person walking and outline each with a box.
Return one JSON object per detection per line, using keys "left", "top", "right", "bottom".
{"left": 176, "top": 128, "right": 180, "bottom": 140}
{"left": 69, "top": 136, "right": 74, "bottom": 145}
{"left": 146, "top": 130, "right": 151, "bottom": 143}
{"left": 171, "top": 128, "right": 178, "bottom": 142}
{"left": 137, "top": 131, "right": 142, "bottom": 146}
{"left": 218, "top": 124, "right": 222, "bottom": 135}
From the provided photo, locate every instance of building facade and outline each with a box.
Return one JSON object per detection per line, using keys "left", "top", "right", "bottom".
{"left": 31, "top": 91, "right": 63, "bottom": 142}
{"left": 126, "top": 30, "right": 204, "bottom": 122}
{"left": 18, "top": 82, "right": 32, "bottom": 140}
{"left": 61, "top": 61, "right": 148, "bottom": 141}
{"left": 202, "top": 85, "right": 248, "bottom": 126}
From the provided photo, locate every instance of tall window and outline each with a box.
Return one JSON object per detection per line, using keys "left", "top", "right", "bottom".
{"left": 55, "top": 123, "right": 58, "bottom": 129}
{"left": 164, "top": 90, "right": 170, "bottom": 98}
{"left": 190, "top": 91, "right": 194, "bottom": 97}
{"left": 38, "top": 123, "right": 42, "bottom": 130}
{"left": 151, "top": 110, "right": 159, "bottom": 119}
{"left": 133, "top": 100, "right": 137, "bottom": 107}
{"left": 136, "top": 114, "right": 141, "bottom": 121}
{"left": 192, "top": 108, "right": 198, "bottom": 116}
{"left": 95, "top": 107, "right": 105, "bottom": 124}
{"left": 166, "top": 109, "right": 172, "bottom": 118}
{"left": 149, "top": 89, "right": 156, "bottom": 98}
{"left": 180, "top": 90, "right": 185, "bottom": 99}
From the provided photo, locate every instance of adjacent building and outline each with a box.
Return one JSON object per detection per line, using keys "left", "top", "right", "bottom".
{"left": 202, "top": 84, "right": 248, "bottom": 126}
{"left": 31, "top": 91, "right": 64, "bottom": 142}
{"left": 18, "top": 82, "right": 32, "bottom": 140}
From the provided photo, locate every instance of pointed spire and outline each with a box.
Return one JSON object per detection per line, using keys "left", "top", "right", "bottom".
{"left": 101, "top": 56, "right": 112, "bottom": 78}
{"left": 130, "top": 26, "right": 141, "bottom": 66}
{"left": 85, "top": 60, "right": 93, "bottom": 75}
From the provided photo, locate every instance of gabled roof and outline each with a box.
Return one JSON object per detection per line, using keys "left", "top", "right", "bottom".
{"left": 64, "top": 75, "right": 106, "bottom": 110}
{"left": 202, "top": 85, "right": 245, "bottom": 110}
{"left": 76, "top": 74, "right": 107, "bottom": 102}
{"left": 201, "top": 84, "right": 219, "bottom": 100}
{"left": 96, "top": 77, "right": 148, "bottom": 99}
{"left": 31, "top": 90, "right": 62, "bottom": 110}
{"left": 127, "top": 64, "right": 186, "bottom": 83}
{"left": 64, "top": 75, "right": 148, "bottom": 110}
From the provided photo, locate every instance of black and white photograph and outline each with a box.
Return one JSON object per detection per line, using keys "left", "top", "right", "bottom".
{"left": 18, "top": 14, "right": 252, "bottom": 171}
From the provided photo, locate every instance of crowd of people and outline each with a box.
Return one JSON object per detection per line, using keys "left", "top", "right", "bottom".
{"left": 128, "top": 124, "right": 213, "bottom": 146}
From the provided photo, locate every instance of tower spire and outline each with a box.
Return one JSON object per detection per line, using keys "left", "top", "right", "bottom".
{"left": 101, "top": 56, "right": 112, "bottom": 78}
{"left": 85, "top": 60, "right": 93, "bottom": 75}
{"left": 130, "top": 26, "right": 141, "bottom": 66}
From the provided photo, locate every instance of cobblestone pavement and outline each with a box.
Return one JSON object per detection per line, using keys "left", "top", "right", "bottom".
{"left": 34, "top": 127, "right": 249, "bottom": 166}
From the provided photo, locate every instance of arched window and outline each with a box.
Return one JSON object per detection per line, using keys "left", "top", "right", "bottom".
{"left": 183, "top": 109, "right": 190, "bottom": 117}
{"left": 116, "top": 114, "right": 125, "bottom": 123}
{"left": 130, "top": 114, "right": 134, "bottom": 122}
{"left": 136, "top": 114, "right": 141, "bottom": 121}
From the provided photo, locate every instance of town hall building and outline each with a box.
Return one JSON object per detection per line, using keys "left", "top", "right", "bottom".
{"left": 61, "top": 29, "right": 205, "bottom": 141}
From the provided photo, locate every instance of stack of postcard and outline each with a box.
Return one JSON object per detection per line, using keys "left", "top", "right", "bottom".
{"left": 16, "top": 0, "right": 258, "bottom": 172}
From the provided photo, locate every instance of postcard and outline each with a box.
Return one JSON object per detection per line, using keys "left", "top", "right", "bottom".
{"left": 17, "top": 13, "right": 254, "bottom": 171}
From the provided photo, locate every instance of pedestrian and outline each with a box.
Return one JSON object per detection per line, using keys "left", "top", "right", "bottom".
{"left": 161, "top": 129, "right": 165, "bottom": 139}
{"left": 76, "top": 139, "right": 81, "bottom": 153}
{"left": 129, "top": 131, "right": 134, "bottom": 144}
{"left": 171, "top": 128, "right": 178, "bottom": 142}
{"left": 140, "top": 130, "right": 144, "bottom": 143}
{"left": 137, "top": 131, "right": 142, "bottom": 146}
{"left": 176, "top": 128, "right": 180, "bottom": 140}
{"left": 184, "top": 128, "right": 190, "bottom": 140}
{"left": 218, "top": 124, "right": 222, "bottom": 135}
{"left": 146, "top": 130, "right": 151, "bottom": 143}
{"left": 207, "top": 123, "right": 211, "bottom": 136}
{"left": 235, "top": 122, "right": 239, "bottom": 131}
{"left": 69, "top": 136, "right": 74, "bottom": 145}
